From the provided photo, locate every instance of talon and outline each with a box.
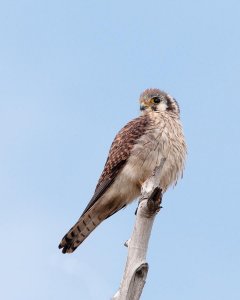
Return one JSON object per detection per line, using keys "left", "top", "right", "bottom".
{"left": 147, "top": 187, "right": 163, "bottom": 213}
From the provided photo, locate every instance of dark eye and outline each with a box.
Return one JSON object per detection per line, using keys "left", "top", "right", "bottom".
{"left": 152, "top": 97, "right": 160, "bottom": 104}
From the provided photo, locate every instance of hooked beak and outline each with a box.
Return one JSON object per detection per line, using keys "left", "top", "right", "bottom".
{"left": 140, "top": 104, "right": 147, "bottom": 111}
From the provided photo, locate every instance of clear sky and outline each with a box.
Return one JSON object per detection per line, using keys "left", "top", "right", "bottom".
{"left": 1, "top": 1, "right": 240, "bottom": 299}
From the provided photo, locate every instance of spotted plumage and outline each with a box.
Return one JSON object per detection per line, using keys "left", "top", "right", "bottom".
{"left": 59, "top": 88, "right": 187, "bottom": 253}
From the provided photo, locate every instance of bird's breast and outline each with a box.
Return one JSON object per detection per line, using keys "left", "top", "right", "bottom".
{"left": 122, "top": 114, "right": 186, "bottom": 191}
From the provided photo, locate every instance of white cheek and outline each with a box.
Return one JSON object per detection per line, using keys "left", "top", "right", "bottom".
{"left": 158, "top": 102, "right": 168, "bottom": 111}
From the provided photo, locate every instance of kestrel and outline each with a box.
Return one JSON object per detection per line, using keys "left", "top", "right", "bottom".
{"left": 59, "top": 88, "right": 187, "bottom": 253}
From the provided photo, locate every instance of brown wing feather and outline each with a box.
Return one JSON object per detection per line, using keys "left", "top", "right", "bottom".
{"left": 81, "top": 115, "right": 150, "bottom": 216}
{"left": 58, "top": 115, "right": 150, "bottom": 253}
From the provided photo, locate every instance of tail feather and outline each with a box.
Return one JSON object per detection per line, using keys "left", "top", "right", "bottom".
{"left": 59, "top": 197, "right": 127, "bottom": 253}
{"left": 59, "top": 208, "right": 107, "bottom": 253}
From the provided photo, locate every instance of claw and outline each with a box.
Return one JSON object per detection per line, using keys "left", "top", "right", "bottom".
{"left": 147, "top": 187, "right": 163, "bottom": 213}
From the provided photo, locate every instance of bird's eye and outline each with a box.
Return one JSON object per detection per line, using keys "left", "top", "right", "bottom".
{"left": 152, "top": 97, "right": 160, "bottom": 104}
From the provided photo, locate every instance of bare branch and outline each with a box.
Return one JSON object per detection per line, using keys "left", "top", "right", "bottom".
{"left": 113, "top": 158, "right": 166, "bottom": 300}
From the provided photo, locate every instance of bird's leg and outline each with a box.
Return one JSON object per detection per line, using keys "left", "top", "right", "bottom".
{"left": 147, "top": 187, "right": 163, "bottom": 214}
{"left": 135, "top": 186, "right": 163, "bottom": 216}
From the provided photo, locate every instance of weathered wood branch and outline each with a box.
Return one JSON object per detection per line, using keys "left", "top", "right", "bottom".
{"left": 112, "top": 158, "right": 166, "bottom": 300}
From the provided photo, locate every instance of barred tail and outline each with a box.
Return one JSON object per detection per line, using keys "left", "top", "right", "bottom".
{"left": 58, "top": 209, "right": 106, "bottom": 253}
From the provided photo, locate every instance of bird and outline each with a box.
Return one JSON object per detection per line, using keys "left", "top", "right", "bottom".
{"left": 59, "top": 88, "right": 187, "bottom": 254}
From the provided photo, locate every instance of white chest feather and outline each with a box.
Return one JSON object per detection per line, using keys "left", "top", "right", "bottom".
{"left": 122, "top": 113, "right": 186, "bottom": 192}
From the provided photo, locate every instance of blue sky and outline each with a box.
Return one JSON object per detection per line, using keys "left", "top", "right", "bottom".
{"left": 1, "top": 1, "right": 240, "bottom": 299}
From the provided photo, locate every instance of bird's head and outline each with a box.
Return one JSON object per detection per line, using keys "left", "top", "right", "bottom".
{"left": 139, "top": 88, "right": 180, "bottom": 115}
